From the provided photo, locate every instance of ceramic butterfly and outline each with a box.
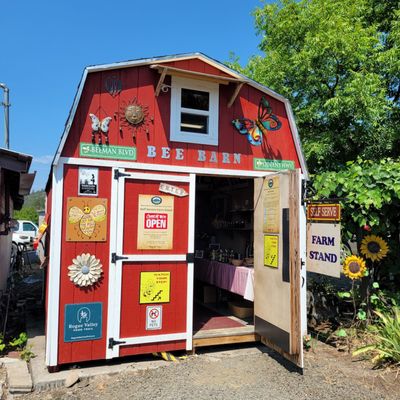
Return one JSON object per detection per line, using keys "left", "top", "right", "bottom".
{"left": 89, "top": 113, "right": 112, "bottom": 145}
{"left": 232, "top": 97, "right": 282, "bottom": 146}
{"left": 68, "top": 203, "right": 106, "bottom": 238}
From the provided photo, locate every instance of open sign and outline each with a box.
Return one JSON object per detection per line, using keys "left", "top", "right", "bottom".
{"left": 144, "top": 213, "right": 168, "bottom": 229}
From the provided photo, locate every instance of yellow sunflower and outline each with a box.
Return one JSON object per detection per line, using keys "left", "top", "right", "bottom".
{"left": 360, "top": 235, "right": 389, "bottom": 262}
{"left": 343, "top": 255, "right": 366, "bottom": 280}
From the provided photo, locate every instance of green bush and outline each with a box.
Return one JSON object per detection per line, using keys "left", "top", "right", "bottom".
{"left": 353, "top": 307, "right": 400, "bottom": 365}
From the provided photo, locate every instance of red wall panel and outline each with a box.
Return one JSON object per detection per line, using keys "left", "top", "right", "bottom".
{"left": 57, "top": 165, "right": 111, "bottom": 364}
{"left": 60, "top": 59, "right": 302, "bottom": 172}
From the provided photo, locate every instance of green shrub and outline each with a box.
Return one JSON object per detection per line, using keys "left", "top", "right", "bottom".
{"left": 353, "top": 307, "right": 400, "bottom": 365}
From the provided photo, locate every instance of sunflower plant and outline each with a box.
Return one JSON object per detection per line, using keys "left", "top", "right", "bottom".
{"left": 360, "top": 235, "right": 388, "bottom": 262}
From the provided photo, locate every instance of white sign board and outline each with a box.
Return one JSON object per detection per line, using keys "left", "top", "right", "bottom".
{"left": 78, "top": 167, "right": 98, "bottom": 196}
{"left": 307, "top": 223, "right": 341, "bottom": 277}
{"left": 146, "top": 305, "right": 162, "bottom": 330}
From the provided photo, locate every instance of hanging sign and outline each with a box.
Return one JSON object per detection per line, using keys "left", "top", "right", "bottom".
{"left": 159, "top": 182, "right": 188, "bottom": 197}
{"left": 137, "top": 195, "right": 174, "bottom": 250}
{"left": 263, "top": 176, "right": 280, "bottom": 233}
{"left": 264, "top": 234, "right": 279, "bottom": 268}
{"left": 307, "top": 223, "right": 341, "bottom": 277}
{"left": 307, "top": 203, "right": 341, "bottom": 222}
{"left": 140, "top": 271, "right": 170, "bottom": 304}
{"left": 64, "top": 302, "right": 102, "bottom": 342}
{"left": 146, "top": 305, "right": 163, "bottom": 330}
{"left": 78, "top": 167, "right": 98, "bottom": 196}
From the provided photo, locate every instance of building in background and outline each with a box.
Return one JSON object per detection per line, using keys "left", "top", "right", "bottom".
{"left": 0, "top": 148, "right": 35, "bottom": 289}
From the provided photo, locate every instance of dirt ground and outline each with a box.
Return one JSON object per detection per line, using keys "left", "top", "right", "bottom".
{"left": 11, "top": 341, "right": 400, "bottom": 400}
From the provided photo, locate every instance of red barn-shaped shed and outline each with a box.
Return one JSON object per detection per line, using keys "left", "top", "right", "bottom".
{"left": 46, "top": 53, "right": 308, "bottom": 370}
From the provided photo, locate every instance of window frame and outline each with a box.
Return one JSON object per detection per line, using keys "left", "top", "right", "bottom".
{"left": 170, "top": 76, "right": 219, "bottom": 146}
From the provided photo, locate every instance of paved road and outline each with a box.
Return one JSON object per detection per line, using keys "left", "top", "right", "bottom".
{"left": 18, "top": 343, "right": 398, "bottom": 400}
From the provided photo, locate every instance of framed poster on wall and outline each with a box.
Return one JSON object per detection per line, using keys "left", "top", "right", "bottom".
{"left": 78, "top": 167, "right": 98, "bottom": 196}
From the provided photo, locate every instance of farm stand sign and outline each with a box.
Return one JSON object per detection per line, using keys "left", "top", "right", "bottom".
{"left": 307, "top": 223, "right": 341, "bottom": 277}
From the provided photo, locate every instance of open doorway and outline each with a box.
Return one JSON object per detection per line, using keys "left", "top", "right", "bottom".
{"left": 192, "top": 176, "right": 258, "bottom": 348}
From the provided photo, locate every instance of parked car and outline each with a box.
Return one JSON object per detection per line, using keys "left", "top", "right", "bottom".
{"left": 12, "top": 220, "right": 38, "bottom": 250}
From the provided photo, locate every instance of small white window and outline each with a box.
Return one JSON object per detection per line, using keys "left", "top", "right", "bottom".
{"left": 170, "top": 76, "right": 219, "bottom": 146}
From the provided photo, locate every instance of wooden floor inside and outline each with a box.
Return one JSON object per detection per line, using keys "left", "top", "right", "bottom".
{"left": 192, "top": 301, "right": 259, "bottom": 348}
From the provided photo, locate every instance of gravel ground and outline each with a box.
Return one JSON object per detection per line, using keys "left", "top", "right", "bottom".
{"left": 15, "top": 343, "right": 399, "bottom": 400}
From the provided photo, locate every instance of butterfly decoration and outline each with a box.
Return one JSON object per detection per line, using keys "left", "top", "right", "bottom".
{"left": 232, "top": 97, "right": 282, "bottom": 146}
{"left": 68, "top": 203, "right": 106, "bottom": 238}
{"left": 89, "top": 113, "right": 112, "bottom": 145}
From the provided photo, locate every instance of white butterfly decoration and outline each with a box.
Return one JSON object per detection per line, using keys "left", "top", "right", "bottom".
{"left": 89, "top": 113, "right": 112, "bottom": 144}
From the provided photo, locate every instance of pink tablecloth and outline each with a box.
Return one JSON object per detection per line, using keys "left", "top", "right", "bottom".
{"left": 194, "top": 259, "right": 254, "bottom": 301}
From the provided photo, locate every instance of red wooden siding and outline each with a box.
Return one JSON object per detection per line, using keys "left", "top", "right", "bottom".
{"left": 57, "top": 165, "right": 111, "bottom": 364}
{"left": 60, "top": 58, "right": 301, "bottom": 171}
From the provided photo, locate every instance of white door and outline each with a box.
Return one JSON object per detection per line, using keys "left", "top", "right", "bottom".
{"left": 106, "top": 168, "right": 196, "bottom": 359}
{"left": 253, "top": 169, "right": 307, "bottom": 368}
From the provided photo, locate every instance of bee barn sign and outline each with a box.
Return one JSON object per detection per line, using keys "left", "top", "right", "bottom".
{"left": 307, "top": 222, "right": 341, "bottom": 277}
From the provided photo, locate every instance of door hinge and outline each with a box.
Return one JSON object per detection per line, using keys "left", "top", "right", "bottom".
{"left": 111, "top": 253, "right": 129, "bottom": 263}
{"left": 186, "top": 253, "right": 195, "bottom": 263}
{"left": 108, "top": 338, "right": 126, "bottom": 349}
{"left": 114, "top": 169, "right": 130, "bottom": 180}
{"left": 301, "top": 179, "right": 308, "bottom": 206}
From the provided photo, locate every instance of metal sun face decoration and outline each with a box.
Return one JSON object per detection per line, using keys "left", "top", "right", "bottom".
{"left": 68, "top": 253, "right": 103, "bottom": 287}
{"left": 232, "top": 97, "right": 282, "bottom": 146}
{"left": 119, "top": 97, "right": 149, "bottom": 141}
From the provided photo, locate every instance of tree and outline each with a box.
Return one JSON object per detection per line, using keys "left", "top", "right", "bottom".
{"left": 14, "top": 207, "right": 38, "bottom": 225}
{"left": 229, "top": 0, "right": 400, "bottom": 173}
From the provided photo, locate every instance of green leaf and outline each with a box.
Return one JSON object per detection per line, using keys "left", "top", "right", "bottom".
{"left": 357, "top": 310, "right": 367, "bottom": 320}
{"left": 336, "top": 328, "right": 347, "bottom": 338}
{"left": 372, "top": 282, "right": 380, "bottom": 289}
{"left": 337, "top": 291, "right": 351, "bottom": 298}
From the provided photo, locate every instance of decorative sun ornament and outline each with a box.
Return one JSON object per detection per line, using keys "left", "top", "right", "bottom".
{"left": 343, "top": 255, "right": 367, "bottom": 280}
{"left": 68, "top": 253, "right": 103, "bottom": 287}
{"left": 360, "top": 235, "right": 389, "bottom": 262}
{"left": 119, "top": 97, "right": 150, "bottom": 141}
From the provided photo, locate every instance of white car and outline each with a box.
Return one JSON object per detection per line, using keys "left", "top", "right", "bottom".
{"left": 12, "top": 220, "right": 38, "bottom": 250}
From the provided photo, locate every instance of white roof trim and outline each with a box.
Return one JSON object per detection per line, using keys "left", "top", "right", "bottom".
{"left": 52, "top": 52, "right": 308, "bottom": 178}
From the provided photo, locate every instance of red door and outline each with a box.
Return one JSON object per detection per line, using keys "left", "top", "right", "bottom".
{"left": 106, "top": 169, "right": 195, "bottom": 358}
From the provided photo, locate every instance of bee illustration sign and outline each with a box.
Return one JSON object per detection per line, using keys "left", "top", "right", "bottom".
{"left": 66, "top": 197, "right": 107, "bottom": 241}
{"left": 140, "top": 271, "right": 170, "bottom": 304}
{"left": 137, "top": 195, "right": 174, "bottom": 250}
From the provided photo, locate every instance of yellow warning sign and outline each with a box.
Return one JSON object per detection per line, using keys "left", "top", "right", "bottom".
{"left": 140, "top": 271, "right": 170, "bottom": 304}
{"left": 264, "top": 234, "right": 279, "bottom": 268}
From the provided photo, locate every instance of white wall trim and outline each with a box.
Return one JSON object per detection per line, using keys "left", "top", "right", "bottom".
{"left": 299, "top": 171, "right": 307, "bottom": 369}
{"left": 105, "top": 168, "right": 119, "bottom": 359}
{"left": 124, "top": 171, "right": 191, "bottom": 182}
{"left": 118, "top": 254, "right": 187, "bottom": 262}
{"left": 186, "top": 174, "right": 196, "bottom": 350}
{"left": 119, "top": 332, "right": 187, "bottom": 346}
{"left": 59, "top": 157, "right": 276, "bottom": 178}
{"left": 45, "top": 163, "right": 64, "bottom": 366}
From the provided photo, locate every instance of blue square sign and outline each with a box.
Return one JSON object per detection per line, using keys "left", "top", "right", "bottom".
{"left": 64, "top": 302, "right": 102, "bottom": 342}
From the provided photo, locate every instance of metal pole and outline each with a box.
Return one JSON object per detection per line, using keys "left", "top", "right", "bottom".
{"left": 0, "top": 83, "right": 10, "bottom": 149}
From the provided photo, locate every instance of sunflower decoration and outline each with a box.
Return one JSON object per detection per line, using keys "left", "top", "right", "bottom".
{"left": 360, "top": 235, "right": 389, "bottom": 262}
{"left": 343, "top": 255, "right": 367, "bottom": 280}
{"left": 68, "top": 253, "right": 103, "bottom": 287}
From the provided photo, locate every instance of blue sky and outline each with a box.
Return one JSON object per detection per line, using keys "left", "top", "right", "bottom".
{"left": 1, "top": 1, "right": 264, "bottom": 190}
